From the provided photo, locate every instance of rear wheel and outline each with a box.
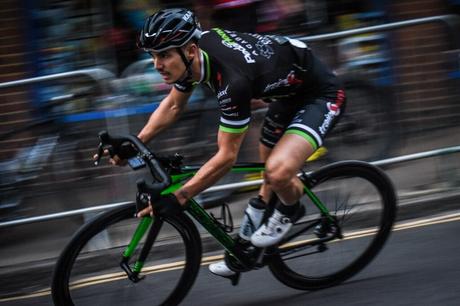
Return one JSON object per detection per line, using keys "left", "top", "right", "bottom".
{"left": 52, "top": 204, "right": 202, "bottom": 306}
{"left": 269, "top": 161, "right": 397, "bottom": 290}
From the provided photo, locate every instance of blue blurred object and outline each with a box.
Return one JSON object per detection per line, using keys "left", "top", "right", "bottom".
{"left": 336, "top": 11, "right": 395, "bottom": 86}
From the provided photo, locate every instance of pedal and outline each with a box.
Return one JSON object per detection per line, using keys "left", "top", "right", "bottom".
{"left": 229, "top": 272, "right": 241, "bottom": 286}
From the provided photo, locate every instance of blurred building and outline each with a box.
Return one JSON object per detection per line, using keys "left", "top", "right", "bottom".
{"left": 1, "top": 0, "right": 459, "bottom": 227}
{"left": 389, "top": 0, "right": 460, "bottom": 133}
{"left": 1, "top": 0, "right": 460, "bottom": 161}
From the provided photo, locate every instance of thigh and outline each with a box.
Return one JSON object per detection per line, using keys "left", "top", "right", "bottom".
{"left": 285, "top": 92, "right": 346, "bottom": 151}
{"left": 265, "top": 132, "right": 316, "bottom": 176}
{"left": 259, "top": 100, "right": 298, "bottom": 149}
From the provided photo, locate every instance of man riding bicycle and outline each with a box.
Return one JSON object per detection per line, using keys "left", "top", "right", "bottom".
{"left": 115, "top": 8, "right": 346, "bottom": 278}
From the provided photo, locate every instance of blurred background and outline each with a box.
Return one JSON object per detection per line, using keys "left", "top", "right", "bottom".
{"left": 1, "top": 0, "right": 460, "bottom": 297}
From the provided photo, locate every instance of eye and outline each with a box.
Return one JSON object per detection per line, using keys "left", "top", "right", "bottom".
{"left": 158, "top": 51, "right": 169, "bottom": 59}
{"left": 149, "top": 50, "right": 171, "bottom": 61}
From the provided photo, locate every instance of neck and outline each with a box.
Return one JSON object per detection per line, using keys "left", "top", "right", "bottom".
{"left": 190, "top": 49, "right": 202, "bottom": 82}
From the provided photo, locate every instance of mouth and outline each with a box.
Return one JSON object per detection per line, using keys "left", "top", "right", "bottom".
{"left": 160, "top": 72, "right": 171, "bottom": 81}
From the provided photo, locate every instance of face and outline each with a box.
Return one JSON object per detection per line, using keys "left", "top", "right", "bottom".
{"left": 150, "top": 49, "right": 186, "bottom": 84}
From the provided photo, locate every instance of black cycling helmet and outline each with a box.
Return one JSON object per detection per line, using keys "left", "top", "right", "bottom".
{"left": 139, "top": 8, "right": 202, "bottom": 52}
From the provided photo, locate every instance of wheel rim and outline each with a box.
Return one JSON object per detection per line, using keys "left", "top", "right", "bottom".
{"left": 275, "top": 170, "right": 394, "bottom": 284}
{"left": 59, "top": 210, "right": 193, "bottom": 305}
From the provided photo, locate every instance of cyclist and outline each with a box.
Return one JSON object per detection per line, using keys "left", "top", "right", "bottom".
{"left": 119, "top": 8, "right": 346, "bottom": 278}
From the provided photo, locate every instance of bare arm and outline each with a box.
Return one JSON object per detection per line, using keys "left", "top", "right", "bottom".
{"left": 174, "top": 129, "right": 247, "bottom": 205}
{"left": 137, "top": 87, "right": 192, "bottom": 143}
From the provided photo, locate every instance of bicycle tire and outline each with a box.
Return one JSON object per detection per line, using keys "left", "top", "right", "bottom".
{"left": 52, "top": 204, "right": 202, "bottom": 306}
{"left": 269, "top": 161, "right": 397, "bottom": 290}
{"left": 326, "top": 77, "right": 398, "bottom": 162}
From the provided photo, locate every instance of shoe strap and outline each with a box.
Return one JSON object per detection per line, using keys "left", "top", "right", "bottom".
{"left": 244, "top": 211, "right": 257, "bottom": 232}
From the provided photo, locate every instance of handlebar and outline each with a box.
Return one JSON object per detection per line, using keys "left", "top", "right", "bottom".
{"left": 95, "top": 130, "right": 171, "bottom": 198}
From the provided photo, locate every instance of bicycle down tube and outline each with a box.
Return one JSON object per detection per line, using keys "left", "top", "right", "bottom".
{"left": 120, "top": 164, "right": 336, "bottom": 272}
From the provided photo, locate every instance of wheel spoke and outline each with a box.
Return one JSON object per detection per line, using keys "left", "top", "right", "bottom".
{"left": 269, "top": 162, "right": 396, "bottom": 290}
{"left": 52, "top": 207, "right": 201, "bottom": 306}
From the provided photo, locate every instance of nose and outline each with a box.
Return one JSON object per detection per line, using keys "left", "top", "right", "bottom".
{"left": 153, "top": 58, "right": 163, "bottom": 70}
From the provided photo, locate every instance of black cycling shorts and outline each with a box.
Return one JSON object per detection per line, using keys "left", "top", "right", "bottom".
{"left": 260, "top": 89, "right": 346, "bottom": 150}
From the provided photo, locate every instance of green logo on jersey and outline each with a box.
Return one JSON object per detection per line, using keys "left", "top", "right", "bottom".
{"left": 213, "top": 28, "right": 234, "bottom": 44}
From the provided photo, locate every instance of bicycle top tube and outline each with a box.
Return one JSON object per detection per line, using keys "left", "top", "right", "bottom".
{"left": 181, "top": 163, "right": 265, "bottom": 173}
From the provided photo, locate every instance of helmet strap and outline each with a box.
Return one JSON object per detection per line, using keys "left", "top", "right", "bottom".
{"left": 176, "top": 47, "right": 194, "bottom": 83}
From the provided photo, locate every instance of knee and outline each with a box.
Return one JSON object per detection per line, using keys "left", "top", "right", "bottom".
{"left": 264, "top": 159, "right": 294, "bottom": 190}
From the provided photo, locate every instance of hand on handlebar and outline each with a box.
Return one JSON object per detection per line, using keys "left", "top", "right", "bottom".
{"left": 93, "top": 141, "right": 138, "bottom": 166}
{"left": 110, "top": 154, "right": 128, "bottom": 166}
{"left": 136, "top": 193, "right": 185, "bottom": 218}
{"left": 92, "top": 150, "right": 127, "bottom": 166}
{"left": 94, "top": 131, "right": 173, "bottom": 207}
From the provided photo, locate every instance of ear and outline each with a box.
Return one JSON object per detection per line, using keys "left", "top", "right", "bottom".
{"left": 185, "top": 43, "right": 198, "bottom": 58}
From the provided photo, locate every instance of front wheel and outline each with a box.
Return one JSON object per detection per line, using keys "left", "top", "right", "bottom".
{"left": 269, "top": 161, "right": 397, "bottom": 290}
{"left": 52, "top": 204, "right": 202, "bottom": 306}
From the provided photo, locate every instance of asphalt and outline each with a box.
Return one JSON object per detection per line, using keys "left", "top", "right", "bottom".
{"left": 1, "top": 179, "right": 460, "bottom": 299}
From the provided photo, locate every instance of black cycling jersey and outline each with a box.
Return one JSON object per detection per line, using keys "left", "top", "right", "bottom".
{"left": 174, "top": 28, "right": 342, "bottom": 135}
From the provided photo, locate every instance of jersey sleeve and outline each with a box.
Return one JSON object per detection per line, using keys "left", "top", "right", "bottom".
{"left": 217, "top": 78, "right": 252, "bottom": 134}
{"left": 174, "top": 80, "right": 196, "bottom": 93}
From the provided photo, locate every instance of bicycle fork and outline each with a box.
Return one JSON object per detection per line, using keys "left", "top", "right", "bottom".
{"left": 120, "top": 216, "right": 163, "bottom": 283}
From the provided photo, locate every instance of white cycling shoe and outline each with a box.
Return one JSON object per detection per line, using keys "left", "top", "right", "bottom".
{"left": 250, "top": 209, "right": 294, "bottom": 247}
{"left": 209, "top": 260, "right": 236, "bottom": 277}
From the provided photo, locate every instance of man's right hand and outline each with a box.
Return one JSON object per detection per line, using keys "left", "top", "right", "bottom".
{"left": 93, "top": 142, "right": 138, "bottom": 166}
{"left": 92, "top": 149, "right": 127, "bottom": 166}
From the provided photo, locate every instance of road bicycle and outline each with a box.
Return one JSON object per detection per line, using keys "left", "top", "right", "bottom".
{"left": 51, "top": 131, "right": 397, "bottom": 306}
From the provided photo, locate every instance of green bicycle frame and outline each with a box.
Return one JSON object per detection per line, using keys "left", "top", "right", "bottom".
{"left": 121, "top": 163, "right": 334, "bottom": 270}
